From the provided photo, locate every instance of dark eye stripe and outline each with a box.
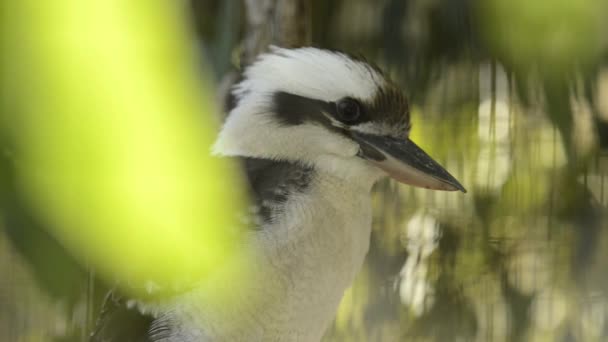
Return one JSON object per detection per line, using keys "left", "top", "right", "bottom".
{"left": 270, "top": 90, "right": 409, "bottom": 137}
{"left": 272, "top": 91, "right": 335, "bottom": 126}
{"left": 271, "top": 91, "right": 376, "bottom": 127}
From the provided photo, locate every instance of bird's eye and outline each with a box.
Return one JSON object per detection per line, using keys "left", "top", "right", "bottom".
{"left": 336, "top": 98, "right": 362, "bottom": 124}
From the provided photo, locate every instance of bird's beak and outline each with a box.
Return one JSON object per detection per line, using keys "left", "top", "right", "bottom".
{"left": 352, "top": 132, "right": 466, "bottom": 193}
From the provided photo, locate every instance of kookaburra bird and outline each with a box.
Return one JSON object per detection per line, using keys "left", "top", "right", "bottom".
{"left": 91, "top": 47, "right": 465, "bottom": 342}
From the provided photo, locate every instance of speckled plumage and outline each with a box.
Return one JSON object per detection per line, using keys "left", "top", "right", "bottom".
{"left": 241, "top": 157, "right": 315, "bottom": 227}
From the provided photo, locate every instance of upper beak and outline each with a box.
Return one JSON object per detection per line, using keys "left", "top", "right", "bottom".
{"left": 352, "top": 132, "right": 466, "bottom": 193}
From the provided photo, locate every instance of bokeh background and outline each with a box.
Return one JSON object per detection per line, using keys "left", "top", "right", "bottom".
{"left": 2, "top": 0, "right": 608, "bottom": 341}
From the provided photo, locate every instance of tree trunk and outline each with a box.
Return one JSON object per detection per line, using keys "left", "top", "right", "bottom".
{"left": 242, "top": 0, "right": 312, "bottom": 65}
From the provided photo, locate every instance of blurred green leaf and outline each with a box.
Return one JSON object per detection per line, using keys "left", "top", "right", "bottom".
{"left": 3, "top": 0, "right": 246, "bottom": 298}
{"left": 476, "top": 0, "right": 608, "bottom": 74}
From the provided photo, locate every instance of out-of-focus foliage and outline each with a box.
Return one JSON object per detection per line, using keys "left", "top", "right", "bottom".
{"left": 476, "top": 0, "right": 608, "bottom": 74}
{"left": 313, "top": 1, "right": 608, "bottom": 341}
{"left": 2, "top": 0, "right": 246, "bottom": 306}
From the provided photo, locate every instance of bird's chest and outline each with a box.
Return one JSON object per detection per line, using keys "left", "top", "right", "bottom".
{"left": 252, "top": 180, "right": 373, "bottom": 338}
{"left": 272, "top": 191, "right": 372, "bottom": 290}
{"left": 161, "top": 178, "right": 374, "bottom": 342}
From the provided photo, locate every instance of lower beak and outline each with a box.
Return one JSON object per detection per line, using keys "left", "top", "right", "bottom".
{"left": 353, "top": 132, "right": 466, "bottom": 193}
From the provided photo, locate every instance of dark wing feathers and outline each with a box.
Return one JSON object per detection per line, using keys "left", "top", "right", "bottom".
{"left": 241, "top": 157, "right": 314, "bottom": 227}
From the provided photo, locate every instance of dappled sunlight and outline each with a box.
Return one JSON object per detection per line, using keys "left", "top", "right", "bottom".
{"left": 580, "top": 295, "right": 608, "bottom": 340}
{"left": 571, "top": 90, "right": 599, "bottom": 159}
{"left": 530, "top": 289, "right": 568, "bottom": 334}
{"left": 581, "top": 172, "right": 608, "bottom": 206}
{"left": 506, "top": 235, "right": 552, "bottom": 296}
{"left": 398, "top": 211, "right": 440, "bottom": 317}
{"left": 470, "top": 276, "right": 510, "bottom": 342}
{"left": 475, "top": 62, "right": 512, "bottom": 192}
{"left": 331, "top": 43, "right": 607, "bottom": 341}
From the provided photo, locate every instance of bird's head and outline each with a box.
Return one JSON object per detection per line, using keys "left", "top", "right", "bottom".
{"left": 214, "top": 47, "right": 465, "bottom": 192}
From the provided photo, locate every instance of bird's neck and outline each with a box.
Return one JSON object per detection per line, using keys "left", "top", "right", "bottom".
{"left": 255, "top": 155, "right": 381, "bottom": 274}
{"left": 244, "top": 164, "right": 377, "bottom": 340}
{"left": 163, "top": 158, "right": 381, "bottom": 341}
